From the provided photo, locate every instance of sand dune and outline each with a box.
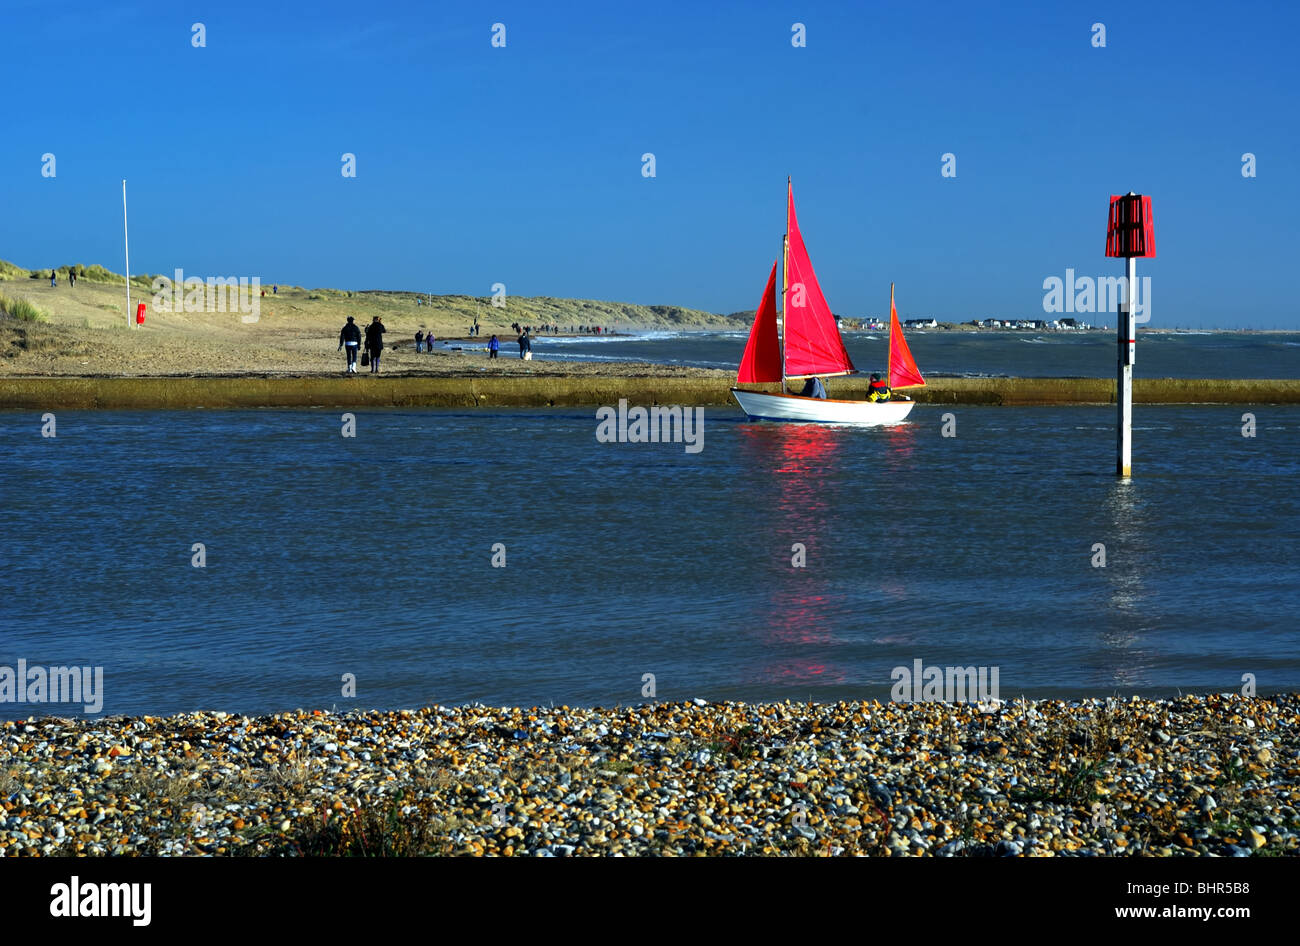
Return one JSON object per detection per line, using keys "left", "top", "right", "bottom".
{"left": 0, "top": 263, "right": 739, "bottom": 378}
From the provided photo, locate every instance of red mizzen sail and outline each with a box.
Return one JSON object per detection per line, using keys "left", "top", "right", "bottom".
{"left": 737, "top": 260, "right": 782, "bottom": 383}
{"left": 888, "top": 284, "right": 926, "bottom": 388}
{"left": 783, "top": 183, "right": 856, "bottom": 379}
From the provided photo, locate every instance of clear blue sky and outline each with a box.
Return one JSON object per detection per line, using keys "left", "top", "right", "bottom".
{"left": 3, "top": 0, "right": 1297, "bottom": 327}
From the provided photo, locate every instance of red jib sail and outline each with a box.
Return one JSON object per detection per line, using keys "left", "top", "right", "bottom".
{"left": 888, "top": 285, "right": 926, "bottom": 388}
{"left": 783, "top": 183, "right": 856, "bottom": 379}
{"left": 737, "top": 260, "right": 782, "bottom": 383}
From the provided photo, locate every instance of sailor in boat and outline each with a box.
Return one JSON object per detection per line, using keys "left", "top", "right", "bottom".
{"left": 799, "top": 376, "right": 827, "bottom": 399}
{"left": 867, "top": 373, "right": 891, "bottom": 402}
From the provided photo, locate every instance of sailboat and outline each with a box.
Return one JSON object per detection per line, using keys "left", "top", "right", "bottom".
{"left": 731, "top": 180, "right": 925, "bottom": 425}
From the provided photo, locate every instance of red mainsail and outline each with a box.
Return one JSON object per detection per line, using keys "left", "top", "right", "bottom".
{"left": 888, "top": 284, "right": 926, "bottom": 388}
{"left": 783, "top": 183, "right": 856, "bottom": 379}
{"left": 737, "top": 260, "right": 782, "bottom": 383}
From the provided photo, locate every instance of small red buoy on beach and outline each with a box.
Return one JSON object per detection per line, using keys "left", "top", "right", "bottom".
{"left": 135, "top": 302, "right": 146, "bottom": 325}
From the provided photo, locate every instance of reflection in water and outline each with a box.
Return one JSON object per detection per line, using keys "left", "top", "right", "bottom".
{"left": 735, "top": 419, "right": 929, "bottom": 688}
{"left": 738, "top": 423, "right": 854, "bottom": 687}
{"left": 1100, "top": 479, "right": 1152, "bottom": 688}
{"left": 879, "top": 420, "right": 919, "bottom": 474}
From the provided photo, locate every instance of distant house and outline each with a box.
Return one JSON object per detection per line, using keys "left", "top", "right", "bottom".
{"left": 1060, "top": 317, "right": 1079, "bottom": 329}
{"left": 904, "top": 318, "right": 938, "bottom": 328}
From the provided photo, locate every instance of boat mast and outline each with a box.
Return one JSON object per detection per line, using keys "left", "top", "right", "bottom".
{"left": 888, "top": 282, "right": 894, "bottom": 389}
{"left": 780, "top": 176, "right": 791, "bottom": 394}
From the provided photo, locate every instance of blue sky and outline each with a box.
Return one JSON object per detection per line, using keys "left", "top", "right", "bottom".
{"left": 2, "top": 0, "right": 1297, "bottom": 327}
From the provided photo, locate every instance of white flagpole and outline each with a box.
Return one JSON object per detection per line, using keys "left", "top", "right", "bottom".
{"left": 122, "top": 179, "right": 131, "bottom": 329}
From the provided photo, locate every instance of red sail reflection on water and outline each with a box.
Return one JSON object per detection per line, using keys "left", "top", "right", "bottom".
{"left": 736, "top": 423, "right": 850, "bottom": 686}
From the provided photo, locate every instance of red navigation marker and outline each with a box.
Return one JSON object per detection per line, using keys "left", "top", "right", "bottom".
{"left": 1106, "top": 193, "right": 1155, "bottom": 258}
{"left": 1105, "top": 192, "right": 1155, "bottom": 478}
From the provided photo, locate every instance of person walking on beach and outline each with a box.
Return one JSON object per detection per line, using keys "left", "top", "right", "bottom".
{"left": 69, "top": 269, "right": 75, "bottom": 288}
{"left": 415, "top": 329, "right": 424, "bottom": 353}
{"left": 426, "top": 332, "right": 435, "bottom": 351}
{"left": 338, "top": 316, "right": 362, "bottom": 373}
{"left": 49, "top": 269, "right": 56, "bottom": 287}
{"left": 517, "top": 328, "right": 531, "bottom": 359}
{"left": 488, "top": 334, "right": 500, "bottom": 359}
{"left": 364, "top": 315, "right": 386, "bottom": 373}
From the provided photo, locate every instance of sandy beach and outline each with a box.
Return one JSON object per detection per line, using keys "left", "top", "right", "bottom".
{"left": 0, "top": 267, "right": 736, "bottom": 378}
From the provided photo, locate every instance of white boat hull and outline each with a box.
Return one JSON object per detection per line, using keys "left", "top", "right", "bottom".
{"left": 731, "top": 389, "right": 915, "bottom": 425}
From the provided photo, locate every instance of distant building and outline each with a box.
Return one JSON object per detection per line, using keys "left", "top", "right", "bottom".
{"left": 904, "top": 318, "right": 938, "bottom": 328}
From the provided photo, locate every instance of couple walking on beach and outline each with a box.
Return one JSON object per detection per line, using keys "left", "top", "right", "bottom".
{"left": 338, "top": 316, "right": 386, "bottom": 373}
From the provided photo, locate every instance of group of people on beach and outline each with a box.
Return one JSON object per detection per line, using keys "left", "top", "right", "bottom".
{"left": 506, "top": 322, "right": 606, "bottom": 335}
{"left": 338, "top": 316, "right": 388, "bottom": 373}
{"left": 337, "top": 317, "right": 538, "bottom": 372}
{"left": 486, "top": 329, "right": 533, "bottom": 360}
{"left": 517, "top": 329, "right": 531, "bottom": 358}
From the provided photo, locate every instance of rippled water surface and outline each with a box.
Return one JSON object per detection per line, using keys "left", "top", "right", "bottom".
{"left": 2, "top": 405, "right": 1298, "bottom": 718}
{"left": 521, "top": 330, "right": 1300, "bottom": 379}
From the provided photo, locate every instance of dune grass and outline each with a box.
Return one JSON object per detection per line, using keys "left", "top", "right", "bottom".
{"left": 2, "top": 260, "right": 154, "bottom": 289}
{"left": 0, "top": 258, "right": 724, "bottom": 332}
{"left": 0, "top": 291, "right": 48, "bottom": 323}
{"left": 0, "top": 260, "right": 31, "bottom": 282}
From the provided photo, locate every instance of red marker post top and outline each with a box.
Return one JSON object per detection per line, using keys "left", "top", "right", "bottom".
{"left": 1105, "top": 193, "right": 1155, "bottom": 258}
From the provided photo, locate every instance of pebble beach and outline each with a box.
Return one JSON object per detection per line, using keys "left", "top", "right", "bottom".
{"left": 3, "top": 693, "right": 1296, "bottom": 857}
